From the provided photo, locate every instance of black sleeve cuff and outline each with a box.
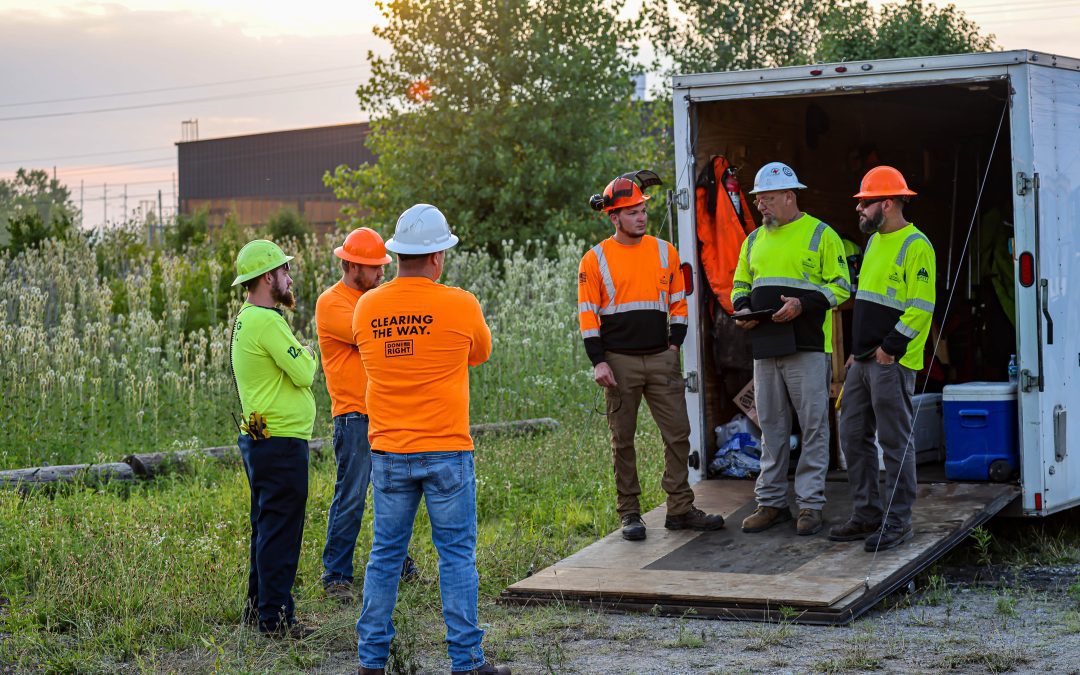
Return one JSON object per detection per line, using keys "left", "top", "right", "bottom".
{"left": 733, "top": 297, "right": 751, "bottom": 312}
{"left": 670, "top": 323, "right": 688, "bottom": 347}
{"left": 584, "top": 337, "right": 606, "bottom": 366}
{"left": 881, "top": 331, "right": 911, "bottom": 359}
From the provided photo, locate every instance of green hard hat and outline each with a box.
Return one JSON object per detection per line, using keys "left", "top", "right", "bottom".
{"left": 231, "top": 239, "right": 294, "bottom": 286}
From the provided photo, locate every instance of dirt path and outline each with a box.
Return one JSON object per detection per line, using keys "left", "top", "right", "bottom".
{"left": 310, "top": 564, "right": 1079, "bottom": 674}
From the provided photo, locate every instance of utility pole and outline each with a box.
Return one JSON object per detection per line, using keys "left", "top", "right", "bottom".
{"left": 79, "top": 180, "right": 84, "bottom": 227}
{"left": 123, "top": 185, "right": 128, "bottom": 224}
{"left": 103, "top": 183, "right": 108, "bottom": 225}
{"left": 158, "top": 190, "right": 164, "bottom": 240}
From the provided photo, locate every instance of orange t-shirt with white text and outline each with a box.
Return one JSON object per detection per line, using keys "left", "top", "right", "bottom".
{"left": 316, "top": 280, "right": 367, "bottom": 417}
{"left": 352, "top": 276, "right": 491, "bottom": 453}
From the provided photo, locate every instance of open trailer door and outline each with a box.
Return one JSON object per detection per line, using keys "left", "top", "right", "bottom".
{"left": 502, "top": 479, "right": 1018, "bottom": 624}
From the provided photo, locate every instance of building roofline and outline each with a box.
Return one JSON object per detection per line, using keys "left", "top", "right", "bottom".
{"left": 175, "top": 120, "right": 370, "bottom": 146}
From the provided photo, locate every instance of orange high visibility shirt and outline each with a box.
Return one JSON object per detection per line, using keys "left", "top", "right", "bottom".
{"left": 315, "top": 280, "right": 367, "bottom": 417}
{"left": 352, "top": 276, "right": 492, "bottom": 453}
{"left": 577, "top": 235, "right": 688, "bottom": 366}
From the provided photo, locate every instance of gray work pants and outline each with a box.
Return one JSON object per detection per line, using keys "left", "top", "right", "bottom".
{"left": 839, "top": 359, "right": 917, "bottom": 528}
{"left": 752, "top": 351, "right": 831, "bottom": 511}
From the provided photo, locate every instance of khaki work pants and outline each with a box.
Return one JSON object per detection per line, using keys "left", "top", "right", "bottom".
{"left": 604, "top": 350, "right": 695, "bottom": 518}
{"left": 753, "top": 351, "right": 831, "bottom": 511}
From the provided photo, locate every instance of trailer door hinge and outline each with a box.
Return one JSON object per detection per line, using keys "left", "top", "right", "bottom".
{"left": 684, "top": 371, "right": 699, "bottom": 393}
{"left": 1054, "top": 405, "right": 1067, "bottom": 462}
{"left": 1019, "top": 368, "right": 1039, "bottom": 392}
{"left": 675, "top": 187, "right": 690, "bottom": 211}
{"left": 1016, "top": 172, "right": 1032, "bottom": 196}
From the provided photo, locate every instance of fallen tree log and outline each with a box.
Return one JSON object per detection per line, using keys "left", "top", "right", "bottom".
{"left": 0, "top": 462, "right": 135, "bottom": 487}
{"left": 3, "top": 417, "right": 560, "bottom": 485}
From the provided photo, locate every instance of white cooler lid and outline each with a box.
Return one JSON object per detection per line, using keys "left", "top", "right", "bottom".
{"left": 942, "top": 381, "right": 1017, "bottom": 402}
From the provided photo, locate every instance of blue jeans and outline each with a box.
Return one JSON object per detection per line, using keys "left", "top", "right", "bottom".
{"left": 322, "top": 413, "right": 372, "bottom": 586}
{"left": 357, "top": 451, "right": 484, "bottom": 672}
{"left": 237, "top": 434, "right": 309, "bottom": 631}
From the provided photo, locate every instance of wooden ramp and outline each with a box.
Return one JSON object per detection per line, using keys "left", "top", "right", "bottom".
{"left": 501, "top": 479, "right": 1019, "bottom": 624}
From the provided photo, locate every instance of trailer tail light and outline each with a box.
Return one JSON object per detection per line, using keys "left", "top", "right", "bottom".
{"left": 810, "top": 69, "right": 823, "bottom": 76}
{"left": 1034, "top": 492, "right": 1042, "bottom": 511}
{"left": 835, "top": 66, "right": 848, "bottom": 73}
{"left": 681, "top": 262, "right": 694, "bottom": 296}
{"left": 1019, "top": 251, "right": 1035, "bottom": 287}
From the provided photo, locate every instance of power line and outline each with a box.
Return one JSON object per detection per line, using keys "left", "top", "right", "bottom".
{"left": 0, "top": 65, "right": 366, "bottom": 109}
{"left": 0, "top": 77, "right": 362, "bottom": 123}
{"left": 4, "top": 145, "right": 171, "bottom": 165}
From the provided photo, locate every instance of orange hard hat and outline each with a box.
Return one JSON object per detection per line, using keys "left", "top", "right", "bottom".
{"left": 334, "top": 227, "right": 392, "bottom": 265}
{"left": 595, "top": 176, "right": 650, "bottom": 212}
{"left": 853, "top": 166, "right": 917, "bottom": 199}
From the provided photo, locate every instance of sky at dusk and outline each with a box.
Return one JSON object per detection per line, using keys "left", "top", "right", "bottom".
{"left": 1, "top": 0, "right": 1076, "bottom": 228}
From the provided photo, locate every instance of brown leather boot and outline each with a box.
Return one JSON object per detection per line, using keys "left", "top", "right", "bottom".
{"left": 358, "top": 668, "right": 385, "bottom": 675}
{"left": 796, "top": 509, "right": 823, "bottom": 536}
{"left": 452, "top": 662, "right": 511, "bottom": 674}
{"left": 741, "top": 505, "right": 792, "bottom": 533}
{"left": 665, "top": 506, "right": 724, "bottom": 531}
{"left": 828, "top": 518, "right": 881, "bottom": 542}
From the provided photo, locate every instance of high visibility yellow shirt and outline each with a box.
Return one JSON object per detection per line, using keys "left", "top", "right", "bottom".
{"left": 577, "top": 235, "right": 688, "bottom": 366}
{"left": 230, "top": 303, "right": 319, "bottom": 440}
{"left": 731, "top": 213, "right": 851, "bottom": 353}
{"left": 853, "top": 223, "right": 936, "bottom": 370}
{"left": 353, "top": 277, "right": 491, "bottom": 453}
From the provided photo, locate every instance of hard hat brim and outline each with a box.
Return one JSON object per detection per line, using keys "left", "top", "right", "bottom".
{"left": 748, "top": 182, "right": 807, "bottom": 195}
{"left": 230, "top": 255, "right": 294, "bottom": 286}
{"left": 602, "top": 193, "right": 650, "bottom": 212}
{"left": 852, "top": 188, "right": 918, "bottom": 199}
{"left": 334, "top": 246, "right": 392, "bottom": 265}
{"left": 385, "top": 233, "right": 460, "bottom": 255}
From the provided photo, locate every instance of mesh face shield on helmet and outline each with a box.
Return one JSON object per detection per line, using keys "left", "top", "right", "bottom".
{"left": 589, "top": 170, "right": 663, "bottom": 213}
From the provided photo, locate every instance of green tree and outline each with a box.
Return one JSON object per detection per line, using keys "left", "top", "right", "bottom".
{"left": 263, "top": 207, "right": 312, "bottom": 240}
{"left": 325, "top": 0, "right": 662, "bottom": 251}
{"left": 817, "top": 0, "right": 995, "bottom": 62}
{"left": 0, "top": 168, "right": 79, "bottom": 250}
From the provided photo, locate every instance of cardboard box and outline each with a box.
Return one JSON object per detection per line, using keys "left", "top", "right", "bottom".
{"left": 733, "top": 378, "right": 758, "bottom": 426}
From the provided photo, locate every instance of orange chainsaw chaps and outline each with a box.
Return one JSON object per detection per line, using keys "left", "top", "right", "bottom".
{"left": 695, "top": 155, "right": 756, "bottom": 315}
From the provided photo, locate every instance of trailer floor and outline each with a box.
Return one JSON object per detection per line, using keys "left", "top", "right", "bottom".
{"left": 501, "top": 479, "right": 1019, "bottom": 624}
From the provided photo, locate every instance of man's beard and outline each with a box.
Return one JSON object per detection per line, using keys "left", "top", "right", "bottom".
{"left": 858, "top": 210, "right": 884, "bottom": 234}
{"left": 763, "top": 215, "right": 780, "bottom": 230}
{"left": 271, "top": 278, "right": 296, "bottom": 309}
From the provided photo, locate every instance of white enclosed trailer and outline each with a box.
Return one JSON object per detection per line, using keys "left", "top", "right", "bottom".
{"left": 505, "top": 51, "right": 1078, "bottom": 623}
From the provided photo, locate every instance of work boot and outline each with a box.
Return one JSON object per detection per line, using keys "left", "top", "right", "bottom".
{"left": 665, "top": 506, "right": 725, "bottom": 531}
{"left": 828, "top": 518, "right": 882, "bottom": 542}
{"left": 401, "top": 554, "right": 420, "bottom": 582}
{"left": 864, "top": 524, "right": 914, "bottom": 552}
{"left": 261, "top": 621, "right": 316, "bottom": 640}
{"left": 451, "top": 662, "right": 511, "bottom": 675}
{"left": 358, "top": 668, "right": 385, "bottom": 675}
{"left": 741, "top": 505, "right": 792, "bottom": 533}
{"left": 620, "top": 513, "right": 647, "bottom": 541}
{"left": 796, "top": 509, "right": 823, "bottom": 536}
{"left": 324, "top": 581, "right": 354, "bottom": 604}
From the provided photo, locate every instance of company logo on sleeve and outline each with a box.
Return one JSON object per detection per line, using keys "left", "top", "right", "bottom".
{"left": 287, "top": 346, "right": 303, "bottom": 359}
{"left": 917, "top": 267, "right": 930, "bottom": 282}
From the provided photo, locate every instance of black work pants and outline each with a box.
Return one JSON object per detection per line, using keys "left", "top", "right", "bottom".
{"left": 238, "top": 434, "right": 309, "bottom": 631}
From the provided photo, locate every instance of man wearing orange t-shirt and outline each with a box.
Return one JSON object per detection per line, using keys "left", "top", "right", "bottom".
{"left": 352, "top": 205, "right": 508, "bottom": 675}
{"left": 316, "top": 227, "right": 416, "bottom": 603}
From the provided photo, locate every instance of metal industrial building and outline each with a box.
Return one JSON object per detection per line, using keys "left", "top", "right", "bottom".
{"left": 176, "top": 122, "right": 373, "bottom": 229}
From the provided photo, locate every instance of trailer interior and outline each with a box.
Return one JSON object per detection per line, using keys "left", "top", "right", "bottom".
{"left": 503, "top": 78, "right": 1026, "bottom": 624}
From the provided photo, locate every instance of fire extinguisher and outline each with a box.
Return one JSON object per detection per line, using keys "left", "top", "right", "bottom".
{"left": 723, "top": 167, "right": 742, "bottom": 217}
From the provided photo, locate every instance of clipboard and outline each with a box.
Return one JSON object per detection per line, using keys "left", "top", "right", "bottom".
{"left": 734, "top": 308, "right": 778, "bottom": 322}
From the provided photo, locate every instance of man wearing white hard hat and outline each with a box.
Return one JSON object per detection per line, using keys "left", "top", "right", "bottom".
{"left": 731, "top": 163, "right": 851, "bottom": 537}
{"left": 351, "top": 205, "right": 508, "bottom": 675}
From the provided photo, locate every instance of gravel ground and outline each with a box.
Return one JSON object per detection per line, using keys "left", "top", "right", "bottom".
{"left": 312, "top": 564, "right": 1080, "bottom": 674}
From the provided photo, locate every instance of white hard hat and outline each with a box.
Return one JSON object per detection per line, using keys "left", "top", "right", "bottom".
{"left": 385, "top": 204, "right": 460, "bottom": 255}
{"left": 748, "top": 162, "right": 807, "bottom": 194}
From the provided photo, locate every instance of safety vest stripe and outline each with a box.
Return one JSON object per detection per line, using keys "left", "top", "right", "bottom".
{"left": 808, "top": 222, "right": 828, "bottom": 252}
{"left": 581, "top": 328, "right": 600, "bottom": 338}
{"left": 856, "top": 289, "right": 904, "bottom": 311}
{"left": 894, "top": 321, "right": 919, "bottom": 339}
{"left": 906, "top": 298, "right": 934, "bottom": 312}
{"left": 751, "top": 277, "right": 824, "bottom": 294}
{"left": 670, "top": 290, "right": 685, "bottom": 302}
{"left": 657, "top": 237, "right": 668, "bottom": 269}
{"left": 821, "top": 287, "right": 838, "bottom": 308}
{"left": 733, "top": 281, "right": 751, "bottom": 290}
{"left": 833, "top": 277, "right": 852, "bottom": 293}
{"left": 591, "top": 243, "right": 617, "bottom": 306}
{"left": 671, "top": 316, "right": 688, "bottom": 325}
{"left": 598, "top": 300, "right": 667, "bottom": 316}
{"left": 895, "top": 233, "right": 931, "bottom": 266}
{"left": 579, "top": 302, "right": 600, "bottom": 314}
{"left": 745, "top": 228, "right": 761, "bottom": 265}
